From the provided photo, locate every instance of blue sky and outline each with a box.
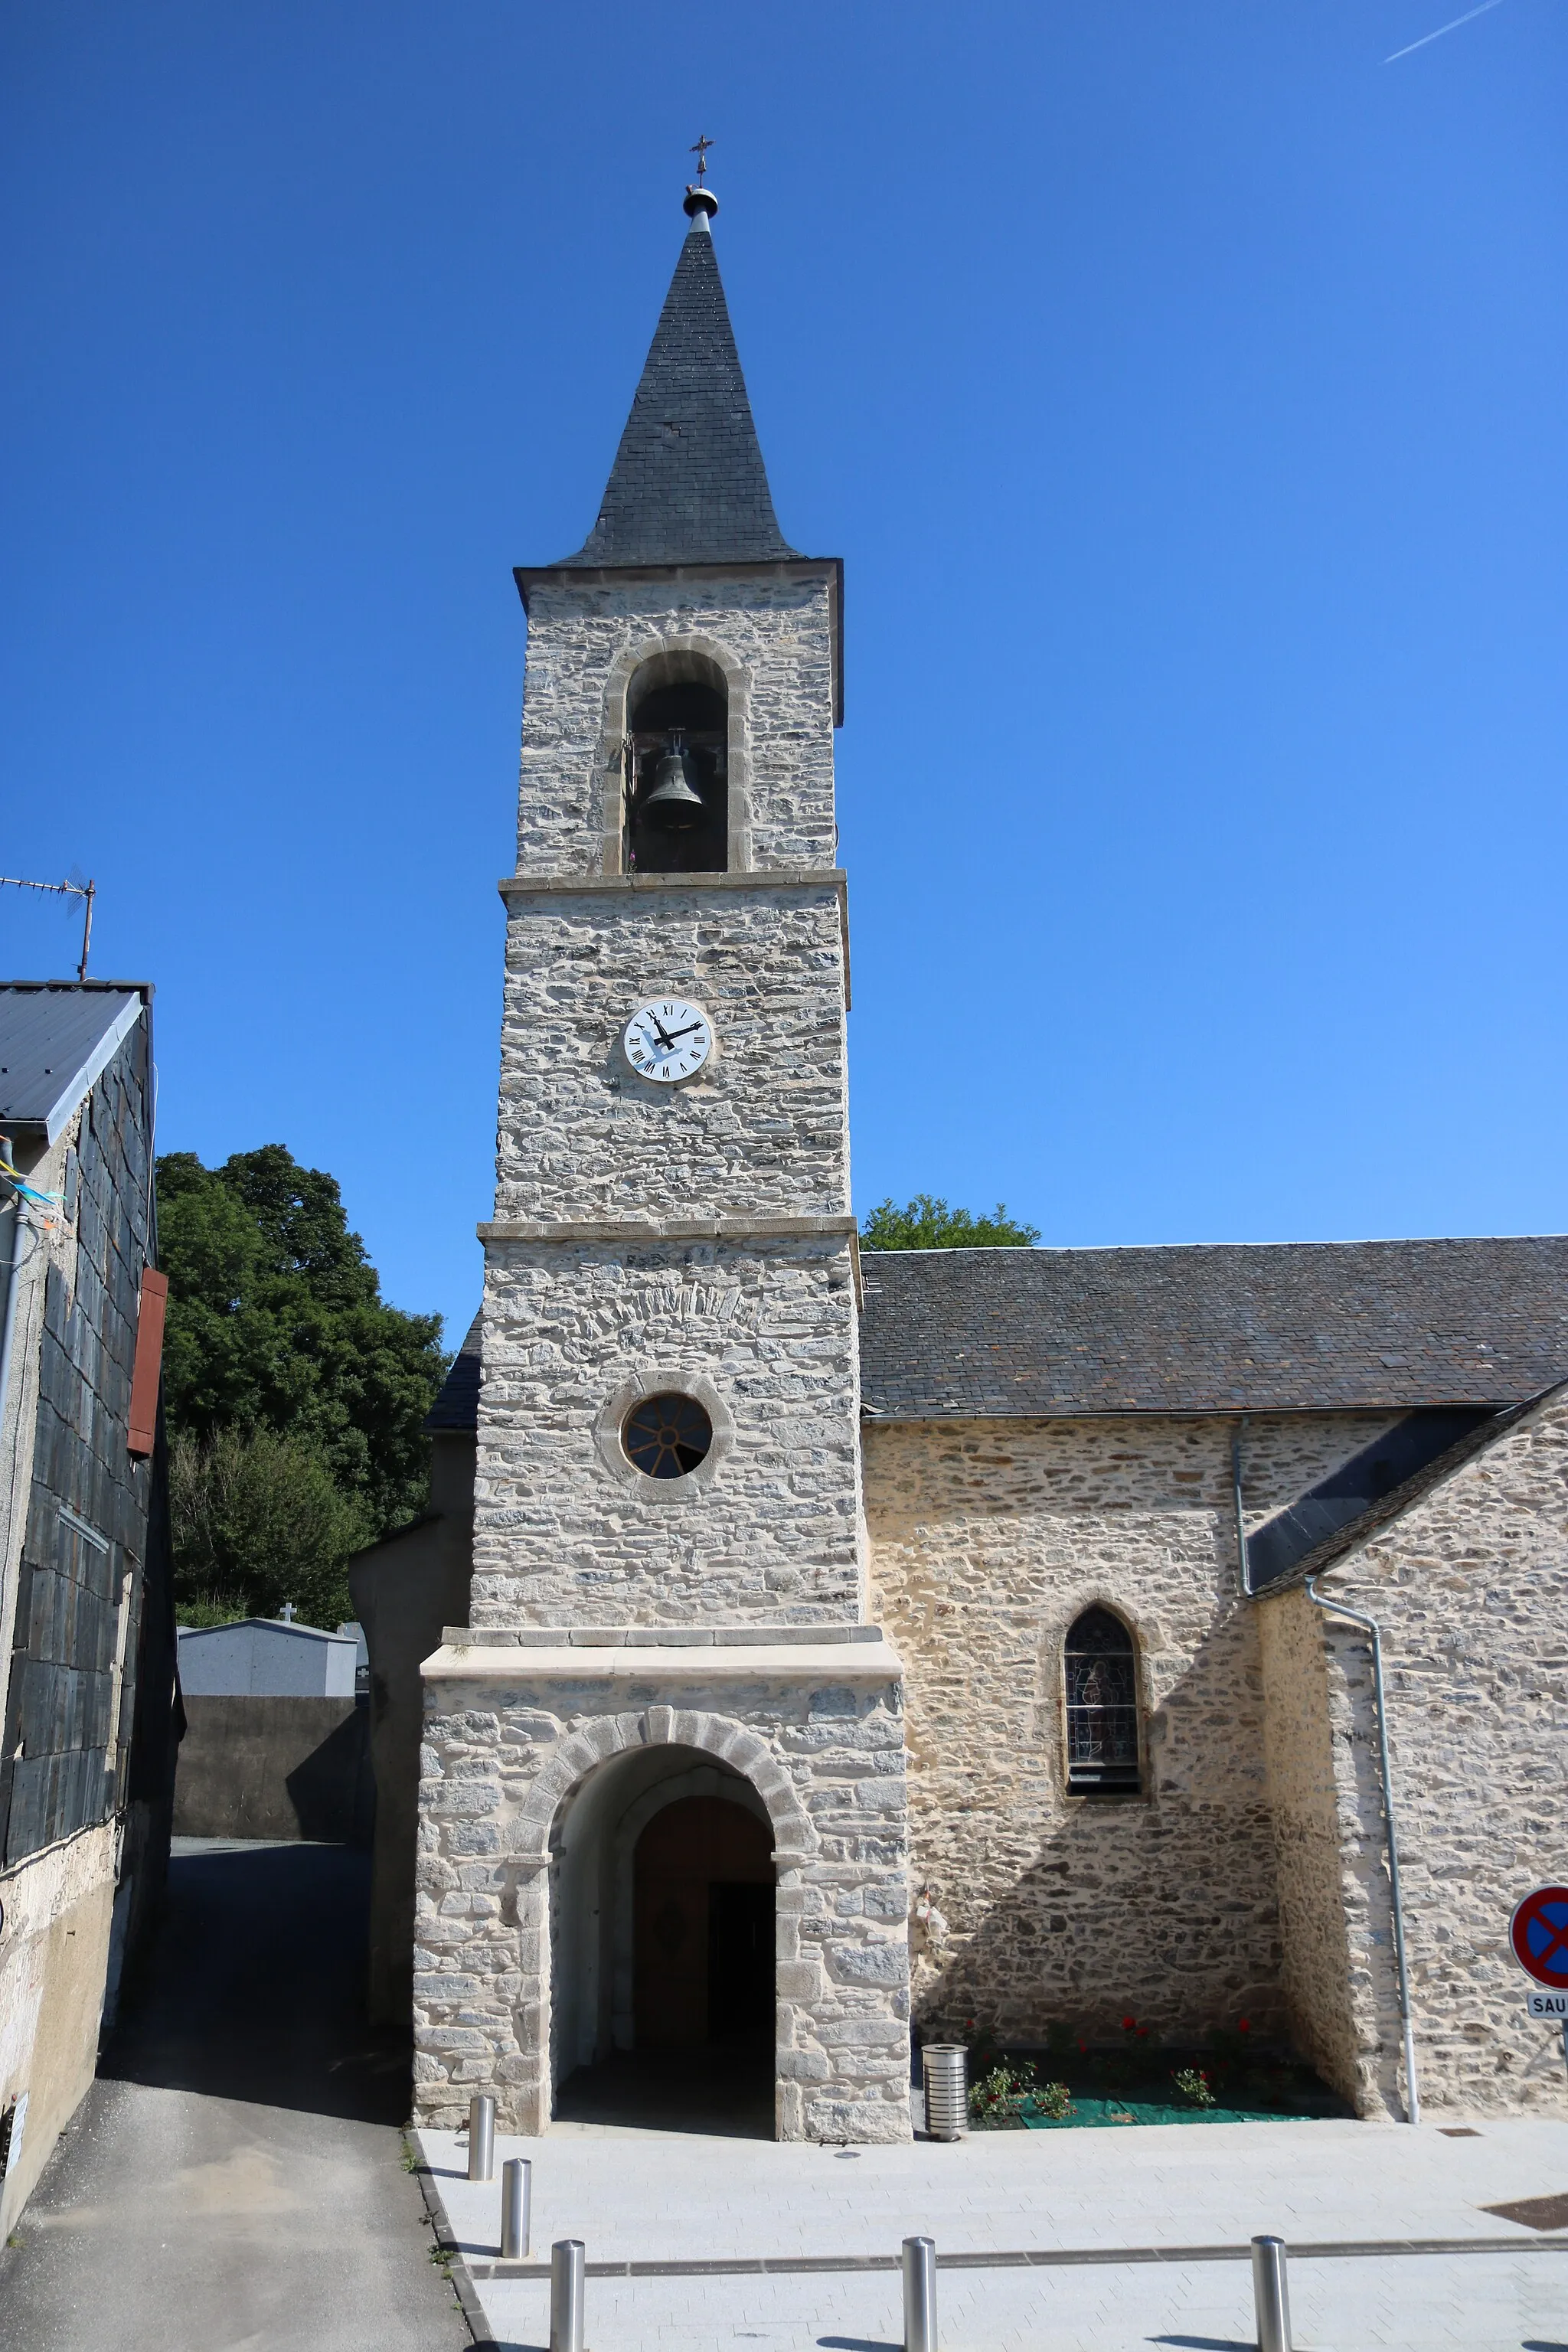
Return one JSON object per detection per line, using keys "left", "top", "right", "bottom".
{"left": 2, "top": 2, "right": 1563, "bottom": 1348}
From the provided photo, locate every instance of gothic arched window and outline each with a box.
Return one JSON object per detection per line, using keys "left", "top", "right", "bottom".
{"left": 1063, "top": 1606, "right": 1142, "bottom": 1797}
{"left": 625, "top": 655, "right": 729, "bottom": 876}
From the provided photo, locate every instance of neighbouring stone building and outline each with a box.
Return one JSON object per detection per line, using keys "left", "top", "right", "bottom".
{"left": 354, "top": 181, "right": 1567, "bottom": 2142}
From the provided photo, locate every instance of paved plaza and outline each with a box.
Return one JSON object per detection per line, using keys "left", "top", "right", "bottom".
{"left": 417, "top": 2112, "right": 1568, "bottom": 2350}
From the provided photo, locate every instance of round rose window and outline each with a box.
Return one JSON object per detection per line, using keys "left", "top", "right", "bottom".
{"left": 622, "top": 1392, "right": 714, "bottom": 1480}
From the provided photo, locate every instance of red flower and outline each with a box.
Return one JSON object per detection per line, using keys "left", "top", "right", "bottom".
{"left": 1121, "top": 2015, "right": 1136, "bottom": 2030}
{"left": 1238, "top": 2017, "right": 1250, "bottom": 2033}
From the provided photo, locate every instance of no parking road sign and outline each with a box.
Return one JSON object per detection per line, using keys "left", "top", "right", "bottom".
{"left": 1510, "top": 1885, "right": 1568, "bottom": 2020}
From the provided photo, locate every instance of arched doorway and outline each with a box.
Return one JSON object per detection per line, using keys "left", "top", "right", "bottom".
{"left": 633, "top": 1795, "right": 774, "bottom": 2047}
{"left": 548, "top": 1746, "right": 777, "bottom": 2134}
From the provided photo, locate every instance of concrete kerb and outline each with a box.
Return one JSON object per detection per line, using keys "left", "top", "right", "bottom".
{"left": 413, "top": 2151, "right": 495, "bottom": 2349}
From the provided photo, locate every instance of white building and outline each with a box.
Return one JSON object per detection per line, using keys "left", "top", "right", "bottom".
{"left": 177, "top": 1617, "right": 360, "bottom": 1700}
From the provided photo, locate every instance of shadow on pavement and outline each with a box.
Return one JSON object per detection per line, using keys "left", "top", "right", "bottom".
{"left": 99, "top": 1841, "right": 411, "bottom": 2125}
{"left": 554, "top": 2042, "right": 774, "bottom": 2138}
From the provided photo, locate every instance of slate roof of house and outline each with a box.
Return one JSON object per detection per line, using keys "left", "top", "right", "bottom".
{"left": 426, "top": 1310, "right": 482, "bottom": 1433}
{"left": 175, "top": 1617, "right": 354, "bottom": 1646}
{"left": 858, "top": 1238, "right": 1568, "bottom": 1419}
{"left": 557, "top": 212, "right": 799, "bottom": 569}
{"left": 0, "top": 982, "right": 150, "bottom": 1144}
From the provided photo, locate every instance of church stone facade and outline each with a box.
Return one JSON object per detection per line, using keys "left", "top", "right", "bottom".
{"left": 413, "top": 184, "right": 910, "bottom": 2144}
{"left": 391, "top": 186, "right": 1568, "bottom": 2143}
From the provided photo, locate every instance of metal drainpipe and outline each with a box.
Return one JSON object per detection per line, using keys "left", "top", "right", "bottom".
{"left": 1232, "top": 1416, "right": 1252, "bottom": 1596}
{"left": 0, "top": 1136, "right": 33, "bottom": 1455}
{"left": 1304, "top": 1576, "right": 1421, "bottom": 2126}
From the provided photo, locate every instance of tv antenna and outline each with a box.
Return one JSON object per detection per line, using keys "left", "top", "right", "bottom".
{"left": 0, "top": 872, "right": 96, "bottom": 980}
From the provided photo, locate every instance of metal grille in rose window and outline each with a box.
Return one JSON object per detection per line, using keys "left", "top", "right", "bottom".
{"left": 1065, "top": 1607, "right": 1142, "bottom": 1794}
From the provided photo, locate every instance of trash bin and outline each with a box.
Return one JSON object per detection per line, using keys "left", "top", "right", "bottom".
{"left": 922, "top": 2043, "right": 968, "bottom": 2140}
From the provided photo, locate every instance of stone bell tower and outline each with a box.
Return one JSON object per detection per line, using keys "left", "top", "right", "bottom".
{"left": 413, "top": 178, "right": 911, "bottom": 2143}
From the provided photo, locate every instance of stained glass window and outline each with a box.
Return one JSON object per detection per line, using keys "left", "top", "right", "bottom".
{"left": 1064, "top": 1606, "right": 1142, "bottom": 1795}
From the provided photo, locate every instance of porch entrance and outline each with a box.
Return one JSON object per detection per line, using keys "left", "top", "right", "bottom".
{"left": 550, "top": 1749, "right": 777, "bottom": 2135}
{"left": 633, "top": 1795, "right": 773, "bottom": 2047}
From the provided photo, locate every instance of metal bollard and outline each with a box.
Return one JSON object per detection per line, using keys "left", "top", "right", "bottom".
{"left": 902, "top": 2234, "right": 938, "bottom": 2352}
{"left": 500, "top": 2158, "right": 531, "bottom": 2260}
{"left": 467, "top": 2092, "right": 495, "bottom": 2184}
{"left": 1250, "top": 2234, "right": 1292, "bottom": 2352}
{"left": 921, "top": 2045, "right": 968, "bottom": 2141}
{"left": 550, "top": 2239, "right": 586, "bottom": 2352}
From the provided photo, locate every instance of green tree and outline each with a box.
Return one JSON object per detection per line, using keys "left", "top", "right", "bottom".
{"left": 860, "top": 1194, "right": 1040, "bottom": 1251}
{"left": 168, "top": 1426, "right": 376, "bottom": 1629}
{"left": 156, "top": 1145, "right": 447, "bottom": 1622}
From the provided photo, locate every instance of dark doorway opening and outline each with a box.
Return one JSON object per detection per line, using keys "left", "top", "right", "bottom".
{"left": 555, "top": 1788, "right": 775, "bottom": 2135}
{"left": 633, "top": 1794, "right": 773, "bottom": 2046}
{"left": 708, "top": 1881, "right": 773, "bottom": 2041}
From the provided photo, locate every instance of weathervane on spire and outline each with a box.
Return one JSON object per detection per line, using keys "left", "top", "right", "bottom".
{"left": 683, "top": 135, "right": 719, "bottom": 224}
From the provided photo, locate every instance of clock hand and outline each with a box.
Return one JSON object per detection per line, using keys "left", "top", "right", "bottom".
{"left": 662, "top": 1021, "right": 706, "bottom": 1042}
{"left": 648, "top": 1017, "right": 676, "bottom": 1050}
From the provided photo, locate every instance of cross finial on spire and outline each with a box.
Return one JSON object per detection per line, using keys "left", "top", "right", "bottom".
{"left": 682, "top": 136, "right": 719, "bottom": 225}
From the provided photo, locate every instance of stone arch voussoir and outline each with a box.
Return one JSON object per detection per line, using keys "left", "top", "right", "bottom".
{"left": 511, "top": 1707, "right": 815, "bottom": 1866}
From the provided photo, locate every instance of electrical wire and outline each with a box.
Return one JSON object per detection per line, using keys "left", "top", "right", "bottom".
{"left": 0, "top": 1155, "right": 64, "bottom": 1217}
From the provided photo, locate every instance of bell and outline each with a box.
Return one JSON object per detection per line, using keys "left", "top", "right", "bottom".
{"left": 641, "top": 737, "right": 705, "bottom": 828}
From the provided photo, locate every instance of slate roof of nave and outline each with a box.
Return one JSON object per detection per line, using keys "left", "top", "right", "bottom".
{"left": 1248, "top": 1379, "right": 1567, "bottom": 1595}
{"left": 857, "top": 1236, "right": 1568, "bottom": 1419}
{"left": 554, "top": 216, "right": 799, "bottom": 569}
{"left": 425, "top": 1310, "right": 482, "bottom": 1433}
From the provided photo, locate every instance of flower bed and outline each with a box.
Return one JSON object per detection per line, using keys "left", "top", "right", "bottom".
{"left": 959, "top": 2017, "right": 1348, "bottom": 2131}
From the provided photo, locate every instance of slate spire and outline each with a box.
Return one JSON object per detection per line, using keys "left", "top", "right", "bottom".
{"left": 560, "top": 188, "right": 799, "bottom": 568}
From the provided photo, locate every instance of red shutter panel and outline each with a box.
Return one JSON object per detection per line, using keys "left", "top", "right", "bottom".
{"left": 127, "top": 1268, "right": 168, "bottom": 1458}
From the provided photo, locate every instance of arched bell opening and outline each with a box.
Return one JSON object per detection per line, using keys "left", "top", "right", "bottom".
{"left": 625, "top": 654, "right": 730, "bottom": 874}
{"left": 548, "top": 1741, "right": 776, "bottom": 2135}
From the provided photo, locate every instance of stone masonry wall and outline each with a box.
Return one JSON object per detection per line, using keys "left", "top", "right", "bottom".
{"left": 413, "top": 1665, "right": 911, "bottom": 2142}
{"left": 864, "top": 1409, "right": 1404, "bottom": 2046}
{"left": 1263, "top": 1388, "right": 1568, "bottom": 2118}
{"left": 473, "top": 1237, "right": 861, "bottom": 1626}
{"left": 494, "top": 884, "right": 847, "bottom": 1223}
{"left": 516, "top": 573, "right": 837, "bottom": 875}
{"left": 1256, "top": 1587, "right": 1366, "bottom": 2108}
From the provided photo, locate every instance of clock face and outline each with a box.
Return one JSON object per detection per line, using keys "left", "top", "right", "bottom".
{"left": 623, "top": 998, "right": 714, "bottom": 1084}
